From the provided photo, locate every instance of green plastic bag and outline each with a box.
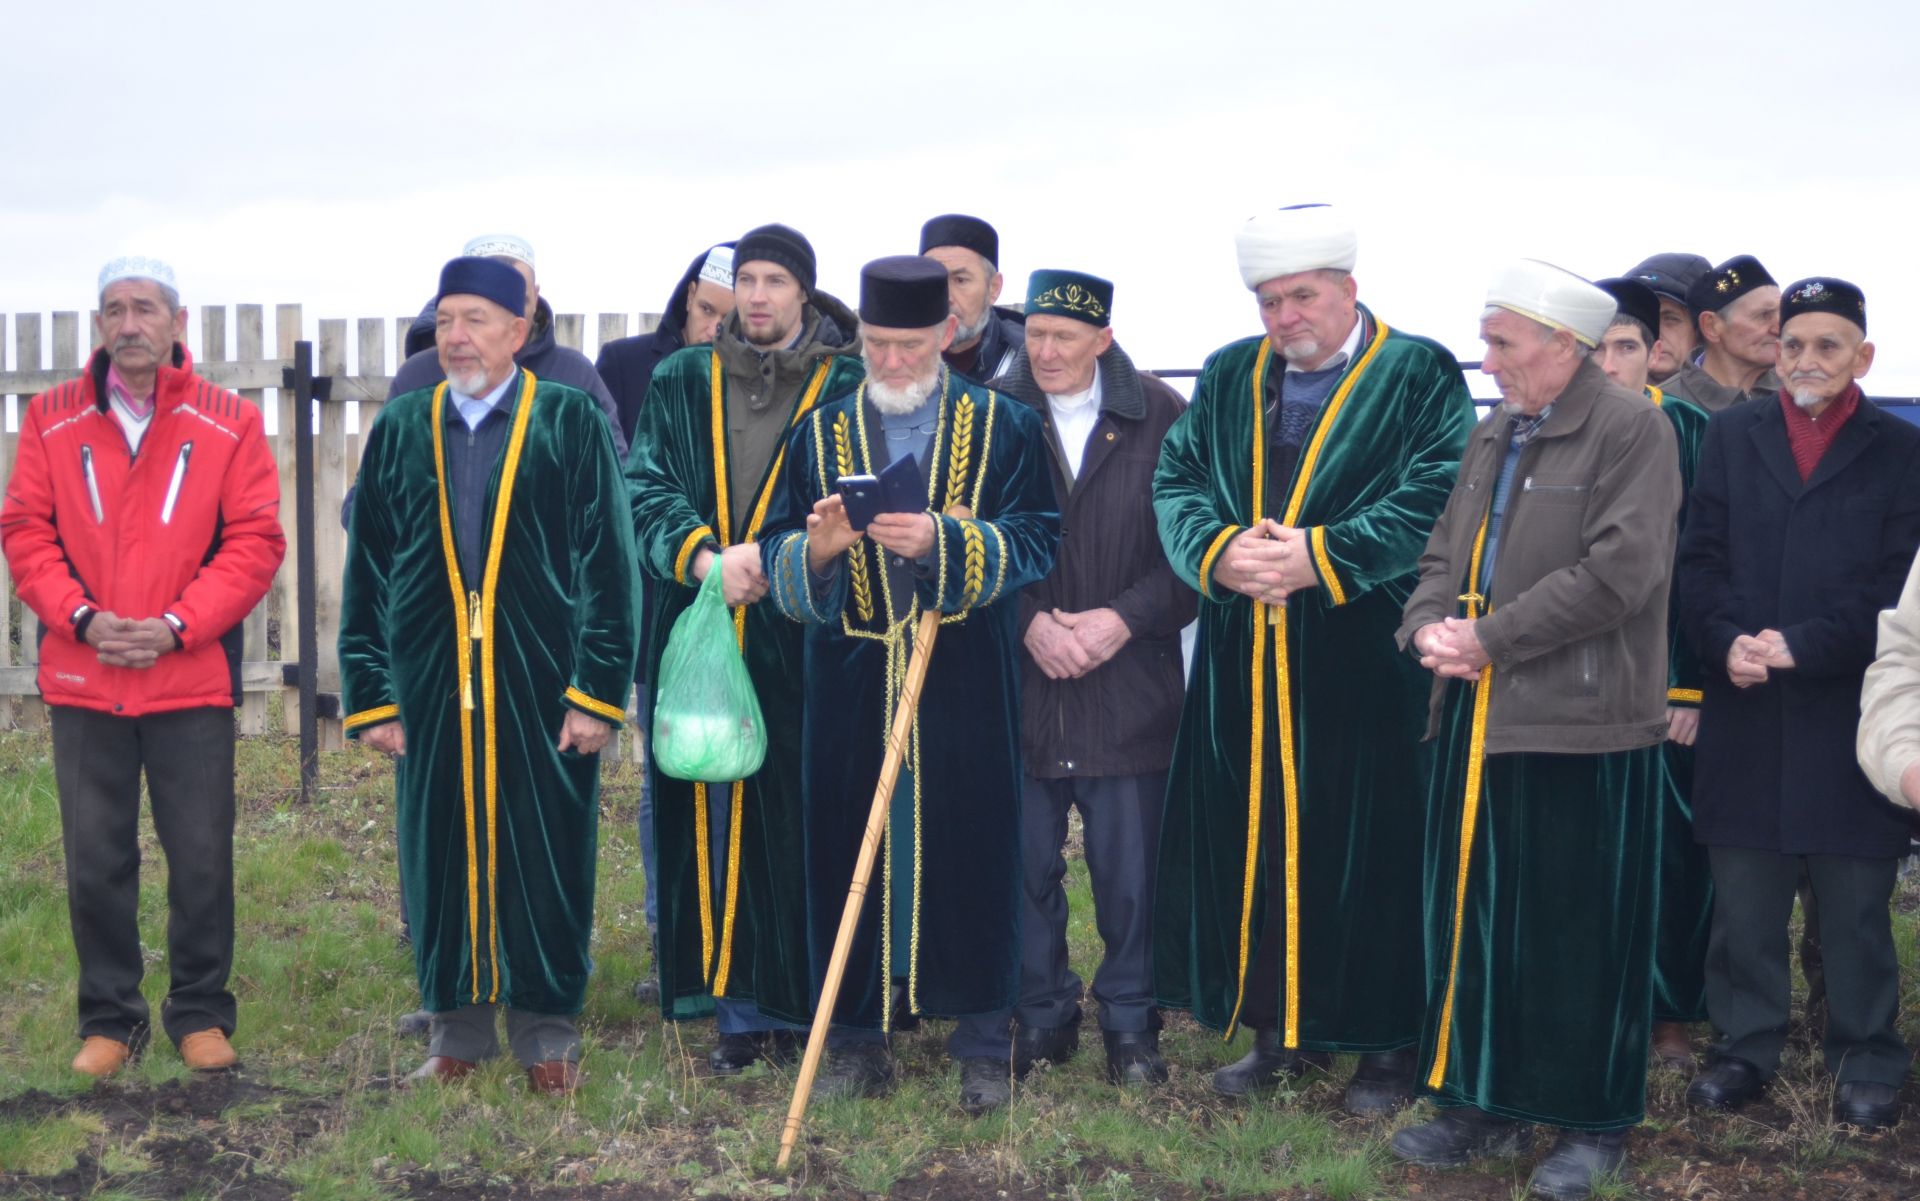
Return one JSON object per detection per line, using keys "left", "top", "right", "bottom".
{"left": 652, "top": 567, "right": 768, "bottom": 783}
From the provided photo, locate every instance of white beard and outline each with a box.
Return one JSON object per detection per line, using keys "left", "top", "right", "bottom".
{"left": 1278, "top": 339, "right": 1322, "bottom": 364}
{"left": 868, "top": 373, "right": 939, "bottom": 415}
{"left": 447, "top": 365, "right": 491, "bottom": 396}
{"left": 1791, "top": 371, "right": 1832, "bottom": 410}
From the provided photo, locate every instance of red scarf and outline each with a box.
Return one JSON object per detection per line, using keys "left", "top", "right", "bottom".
{"left": 1780, "top": 383, "right": 1860, "bottom": 482}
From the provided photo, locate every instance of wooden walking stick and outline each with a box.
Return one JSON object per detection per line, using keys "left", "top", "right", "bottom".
{"left": 777, "top": 600, "right": 945, "bottom": 1168}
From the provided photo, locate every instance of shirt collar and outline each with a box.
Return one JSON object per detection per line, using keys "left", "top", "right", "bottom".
{"left": 1045, "top": 367, "right": 1102, "bottom": 412}
{"left": 1284, "top": 313, "right": 1364, "bottom": 374}
{"left": 448, "top": 371, "right": 518, "bottom": 427}
{"left": 106, "top": 362, "right": 155, "bottom": 417}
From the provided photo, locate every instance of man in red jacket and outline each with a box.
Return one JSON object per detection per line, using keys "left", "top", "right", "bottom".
{"left": 0, "top": 256, "right": 285, "bottom": 1079}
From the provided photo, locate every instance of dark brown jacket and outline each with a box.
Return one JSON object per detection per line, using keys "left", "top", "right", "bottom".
{"left": 1398, "top": 357, "right": 1680, "bottom": 754}
{"left": 998, "top": 342, "right": 1196, "bottom": 778}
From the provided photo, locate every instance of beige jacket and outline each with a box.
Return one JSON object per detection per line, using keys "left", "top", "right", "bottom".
{"left": 1857, "top": 549, "right": 1920, "bottom": 811}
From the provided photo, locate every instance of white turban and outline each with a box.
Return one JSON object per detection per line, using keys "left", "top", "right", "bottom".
{"left": 1485, "top": 260, "right": 1617, "bottom": 348}
{"left": 1235, "top": 204, "right": 1358, "bottom": 290}
{"left": 98, "top": 255, "right": 177, "bottom": 296}
{"left": 463, "top": 234, "right": 535, "bottom": 268}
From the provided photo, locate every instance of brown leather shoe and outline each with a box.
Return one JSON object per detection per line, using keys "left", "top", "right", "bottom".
{"left": 72, "top": 1036, "right": 133, "bottom": 1078}
{"left": 406, "top": 1055, "right": 477, "bottom": 1084}
{"left": 1651, "top": 1021, "right": 1696, "bottom": 1072}
{"left": 526, "top": 1060, "right": 581, "bottom": 1096}
{"left": 179, "top": 1029, "right": 238, "bottom": 1072}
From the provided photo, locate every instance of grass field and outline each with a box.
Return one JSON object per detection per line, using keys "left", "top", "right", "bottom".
{"left": 0, "top": 730, "right": 1916, "bottom": 1200}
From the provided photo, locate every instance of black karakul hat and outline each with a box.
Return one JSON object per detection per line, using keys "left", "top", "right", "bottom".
{"left": 1626, "top": 252, "right": 1712, "bottom": 306}
{"left": 919, "top": 214, "right": 999, "bottom": 266}
{"left": 1781, "top": 277, "right": 1867, "bottom": 334}
{"left": 1594, "top": 278, "right": 1662, "bottom": 344}
{"left": 734, "top": 223, "right": 817, "bottom": 294}
{"left": 859, "top": 255, "right": 951, "bottom": 329}
{"left": 1687, "top": 255, "right": 1777, "bottom": 316}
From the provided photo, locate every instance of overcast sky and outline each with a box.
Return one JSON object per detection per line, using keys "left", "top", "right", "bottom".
{"left": 6, "top": 0, "right": 1917, "bottom": 395}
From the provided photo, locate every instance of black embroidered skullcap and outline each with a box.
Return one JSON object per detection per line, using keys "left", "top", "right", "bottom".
{"left": 1780, "top": 277, "right": 1867, "bottom": 334}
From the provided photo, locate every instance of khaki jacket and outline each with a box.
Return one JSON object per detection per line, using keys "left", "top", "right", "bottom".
{"left": 1399, "top": 358, "right": 1680, "bottom": 754}
{"left": 1858, "top": 549, "right": 1920, "bottom": 811}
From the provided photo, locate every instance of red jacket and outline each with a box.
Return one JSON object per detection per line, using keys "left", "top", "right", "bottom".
{"left": 1, "top": 346, "right": 285, "bottom": 715}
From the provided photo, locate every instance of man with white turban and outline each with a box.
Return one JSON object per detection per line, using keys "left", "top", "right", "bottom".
{"left": 1394, "top": 261, "right": 1680, "bottom": 1198}
{"left": 1152, "top": 204, "right": 1475, "bottom": 1116}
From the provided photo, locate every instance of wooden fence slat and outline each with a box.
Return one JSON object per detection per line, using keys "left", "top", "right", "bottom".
{"left": 351, "top": 319, "right": 385, "bottom": 482}
{"left": 315, "top": 321, "right": 348, "bottom": 751}
{"left": 234, "top": 305, "right": 270, "bottom": 736}
{"left": 596, "top": 312, "right": 628, "bottom": 354}
{"left": 554, "top": 312, "right": 584, "bottom": 351}
{"left": 12, "top": 315, "right": 43, "bottom": 730}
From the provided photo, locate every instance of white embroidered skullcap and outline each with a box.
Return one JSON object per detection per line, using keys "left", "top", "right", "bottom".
{"left": 98, "top": 255, "right": 177, "bottom": 295}
{"left": 1235, "top": 204, "right": 1358, "bottom": 290}
{"left": 698, "top": 245, "right": 735, "bottom": 289}
{"left": 1485, "top": 259, "right": 1618, "bottom": 348}
{"left": 462, "top": 234, "right": 536, "bottom": 268}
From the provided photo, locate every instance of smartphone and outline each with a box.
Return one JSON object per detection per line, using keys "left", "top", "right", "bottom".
{"left": 838, "top": 474, "right": 884, "bottom": 529}
{"left": 837, "top": 453, "right": 925, "bottom": 530}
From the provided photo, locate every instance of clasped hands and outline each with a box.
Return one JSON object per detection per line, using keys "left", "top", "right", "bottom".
{"left": 1025, "top": 607, "right": 1131, "bottom": 680}
{"left": 1412, "top": 617, "right": 1491, "bottom": 681}
{"left": 1211, "top": 519, "right": 1319, "bottom": 605}
{"left": 805, "top": 495, "right": 935, "bottom": 570}
{"left": 82, "top": 611, "right": 178, "bottom": 670}
{"left": 1727, "top": 629, "right": 1794, "bottom": 688}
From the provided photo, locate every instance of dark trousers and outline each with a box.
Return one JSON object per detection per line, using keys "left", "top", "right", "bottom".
{"left": 51, "top": 705, "right": 237, "bottom": 1047}
{"left": 1705, "top": 845, "right": 1909, "bottom": 1086}
{"left": 1016, "top": 772, "right": 1164, "bottom": 1033}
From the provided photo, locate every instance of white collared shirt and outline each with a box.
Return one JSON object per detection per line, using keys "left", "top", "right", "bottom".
{"left": 1284, "top": 314, "right": 1364, "bottom": 374}
{"left": 451, "top": 372, "right": 516, "bottom": 430}
{"left": 1046, "top": 370, "right": 1103, "bottom": 480}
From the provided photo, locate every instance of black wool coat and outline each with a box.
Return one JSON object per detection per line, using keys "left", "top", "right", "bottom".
{"left": 997, "top": 342, "right": 1196, "bottom": 779}
{"left": 1677, "top": 394, "right": 1920, "bottom": 858}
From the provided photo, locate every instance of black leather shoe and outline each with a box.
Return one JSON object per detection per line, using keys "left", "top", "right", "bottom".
{"left": 1013, "top": 1009, "right": 1081, "bottom": 1078}
{"left": 958, "top": 1057, "right": 1012, "bottom": 1115}
{"left": 1209, "top": 1027, "right": 1331, "bottom": 1098}
{"left": 706, "top": 1030, "right": 797, "bottom": 1075}
{"left": 1103, "top": 1030, "right": 1169, "bottom": 1086}
{"left": 394, "top": 1009, "right": 433, "bottom": 1039}
{"left": 813, "top": 1042, "right": 894, "bottom": 1100}
{"left": 1343, "top": 1047, "right": 1417, "bottom": 1117}
{"left": 632, "top": 972, "right": 661, "bottom": 1005}
{"left": 1685, "top": 1056, "right": 1766, "bottom": 1111}
{"left": 1832, "top": 1081, "right": 1900, "bottom": 1131}
{"left": 1389, "top": 1106, "right": 1532, "bottom": 1167}
{"left": 1527, "top": 1128, "right": 1628, "bottom": 1199}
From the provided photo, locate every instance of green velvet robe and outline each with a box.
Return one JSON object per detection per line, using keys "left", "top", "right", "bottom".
{"left": 1421, "top": 683, "right": 1661, "bottom": 1129}
{"left": 1650, "top": 385, "right": 1712, "bottom": 1022}
{"left": 1151, "top": 310, "right": 1475, "bottom": 1049}
{"left": 340, "top": 371, "right": 639, "bottom": 1015}
{"left": 626, "top": 345, "right": 865, "bottom": 1023}
{"left": 760, "top": 371, "right": 1059, "bottom": 1026}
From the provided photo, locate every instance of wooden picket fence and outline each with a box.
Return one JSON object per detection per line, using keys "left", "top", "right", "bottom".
{"left": 0, "top": 305, "right": 660, "bottom": 758}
